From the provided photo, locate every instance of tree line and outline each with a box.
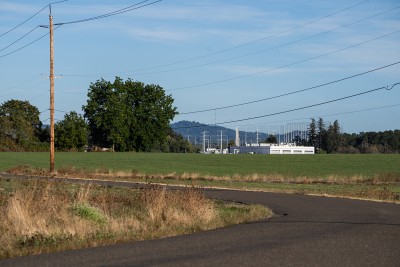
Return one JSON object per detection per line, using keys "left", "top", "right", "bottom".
{"left": 0, "top": 99, "right": 48, "bottom": 151}
{"left": 1, "top": 77, "right": 399, "bottom": 153}
{"left": 0, "top": 77, "right": 195, "bottom": 153}
{"left": 306, "top": 118, "right": 400, "bottom": 154}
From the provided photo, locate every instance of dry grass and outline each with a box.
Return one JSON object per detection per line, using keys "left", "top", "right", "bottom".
{"left": 0, "top": 178, "right": 271, "bottom": 259}
{"left": 7, "top": 165, "right": 400, "bottom": 185}
{"left": 6, "top": 164, "right": 400, "bottom": 203}
{"left": 338, "top": 186, "right": 400, "bottom": 201}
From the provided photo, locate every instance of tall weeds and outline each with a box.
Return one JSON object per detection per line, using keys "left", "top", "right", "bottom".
{"left": 7, "top": 164, "right": 400, "bottom": 185}
{"left": 0, "top": 178, "right": 270, "bottom": 259}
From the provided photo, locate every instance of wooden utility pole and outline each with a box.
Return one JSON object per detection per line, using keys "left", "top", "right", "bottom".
{"left": 49, "top": 10, "right": 55, "bottom": 174}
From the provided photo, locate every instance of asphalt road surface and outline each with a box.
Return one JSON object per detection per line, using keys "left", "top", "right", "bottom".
{"left": 1, "top": 180, "right": 399, "bottom": 267}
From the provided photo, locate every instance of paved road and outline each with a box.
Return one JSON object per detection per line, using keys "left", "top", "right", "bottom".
{"left": 1, "top": 180, "right": 399, "bottom": 266}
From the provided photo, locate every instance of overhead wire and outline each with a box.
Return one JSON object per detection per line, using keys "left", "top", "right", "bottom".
{"left": 172, "top": 83, "right": 400, "bottom": 129}
{"left": 0, "top": 26, "right": 40, "bottom": 52}
{"left": 30, "top": 90, "right": 50, "bottom": 101}
{"left": 0, "top": 25, "right": 62, "bottom": 59}
{"left": 53, "top": 109, "right": 84, "bottom": 116}
{"left": 178, "top": 61, "right": 400, "bottom": 115}
{"left": 2, "top": 1, "right": 397, "bottom": 128}
{"left": 1, "top": 75, "right": 41, "bottom": 92}
{"left": 78, "top": 0, "right": 372, "bottom": 75}
{"left": 169, "top": 29, "right": 400, "bottom": 91}
{"left": 16, "top": 79, "right": 400, "bottom": 129}
{"left": 225, "top": 103, "right": 400, "bottom": 128}
{"left": 217, "top": 83, "right": 400, "bottom": 125}
{"left": 0, "top": 0, "right": 162, "bottom": 59}
{"left": 53, "top": 0, "right": 163, "bottom": 26}
{"left": 0, "top": 2, "right": 68, "bottom": 52}
{"left": 62, "top": 5, "right": 400, "bottom": 78}
{"left": 0, "top": 4, "right": 48, "bottom": 38}
{"left": 41, "top": 118, "right": 61, "bottom": 122}
{"left": 150, "top": 6, "right": 400, "bottom": 76}
{"left": 0, "top": 80, "right": 48, "bottom": 100}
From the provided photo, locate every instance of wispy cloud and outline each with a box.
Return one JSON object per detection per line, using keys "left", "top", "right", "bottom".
{"left": 50, "top": 2, "right": 273, "bottom": 43}
{"left": 124, "top": 26, "right": 197, "bottom": 42}
{"left": 213, "top": 64, "right": 292, "bottom": 76}
{"left": 0, "top": 2, "right": 39, "bottom": 14}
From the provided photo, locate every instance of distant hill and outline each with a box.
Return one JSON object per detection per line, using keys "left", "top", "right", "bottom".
{"left": 170, "top": 120, "right": 268, "bottom": 145}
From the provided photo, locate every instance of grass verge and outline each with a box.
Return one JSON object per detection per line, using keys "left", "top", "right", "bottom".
{"left": 5, "top": 165, "right": 400, "bottom": 203}
{"left": 0, "top": 177, "right": 271, "bottom": 259}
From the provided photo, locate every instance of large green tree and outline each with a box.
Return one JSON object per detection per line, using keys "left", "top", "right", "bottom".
{"left": 0, "top": 100, "right": 42, "bottom": 150}
{"left": 83, "top": 77, "right": 177, "bottom": 152}
{"left": 55, "top": 111, "right": 88, "bottom": 150}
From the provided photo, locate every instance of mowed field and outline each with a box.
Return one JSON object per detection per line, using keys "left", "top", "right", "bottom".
{"left": 0, "top": 152, "right": 399, "bottom": 179}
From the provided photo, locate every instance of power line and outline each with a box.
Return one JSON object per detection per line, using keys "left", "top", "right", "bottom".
{"left": 74, "top": 0, "right": 371, "bottom": 75}
{"left": 172, "top": 83, "right": 399, "bottom": 129}
{"left": 0, "top": 26, "right": 39, "bottom": 52}
{"left": 226, "top": 103, "right": 400, "bottom": 128}
{"left": 54, "top": 109, "right": 70, "bottom": 113}
{"left": 170, "top": 29, "right": 400, "bottom": 91}
{"left": 39, "top": 110, "right": 79, "bottom": 119}
{"left": 0, "top": 4, "right": 48, "bottom": 38}
{"left": 0, "top": 1, "right": 161, "bottom": 59}
{"left": 1, "top": 75, "right": 41, "bottom": 93}
{"left": 57, "top": 90, "right": 85, "bottom": 95}
{"left": 54, "top": 109, "right": 84, "bottom": 115}
{"left": 0, "top": 81, "right": 48, "bottom": 100}
{"left": 0, "top": 2, "right": 68, "bottom": 50}
{"left": 178, "top": 61, "right": 400, "bottom": 115}
{"left": 177, "top": 103, "right": 400, "bottom": 139}
{"left": 62, "top": 5, "right": 399, "bottom": 78}
{"left": 170, "top": 7, "right": 400, "bottom": 74}
{"left": 196, "top": 0, "right": 372, "bottom": 61}
{"left": 53, "top": 0, "right": 163, "bottom": 26}
{"left": 0, "top": 25, "right": 62, "bottom": 59}
{"left": 30, "top": 90, "right": 50, "bottom": 101}
{"left": 41, "top": 118, "right": 61, "bottom": 123}
{"left": 217, "top": 83, "right": 399, "bottom": 125}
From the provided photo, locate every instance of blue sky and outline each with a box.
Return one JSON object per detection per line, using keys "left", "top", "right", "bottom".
{"left": 1, "top": 0, "right": 399, "bottom": 134}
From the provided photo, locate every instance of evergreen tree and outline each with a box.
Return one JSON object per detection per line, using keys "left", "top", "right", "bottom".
{"left": 317, "top": 118, "right": 327, "bottom": 152}
{"left": 326, "top": 120, "right": 341, "bottom": 153}
{"left": 265, "top": 134, "right": 277, "bottom": 144}
{"left": 307, "top": 118, "right": 317, "bottom": 147}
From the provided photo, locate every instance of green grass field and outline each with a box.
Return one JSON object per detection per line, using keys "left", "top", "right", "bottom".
{"left": 0, "top": 152, "right": 399, "bottom": 179}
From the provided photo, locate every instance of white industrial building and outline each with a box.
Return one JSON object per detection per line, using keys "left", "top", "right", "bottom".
{"left": 228, "top": 127, "right": 314, "bottom": 154}
{"left": 229, "top": 143, "right": 315, "bottom": 155}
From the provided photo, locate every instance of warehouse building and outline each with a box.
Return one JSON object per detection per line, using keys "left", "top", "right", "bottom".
{"left": 229, "top": 143, "right": 315, "bottom": 154}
